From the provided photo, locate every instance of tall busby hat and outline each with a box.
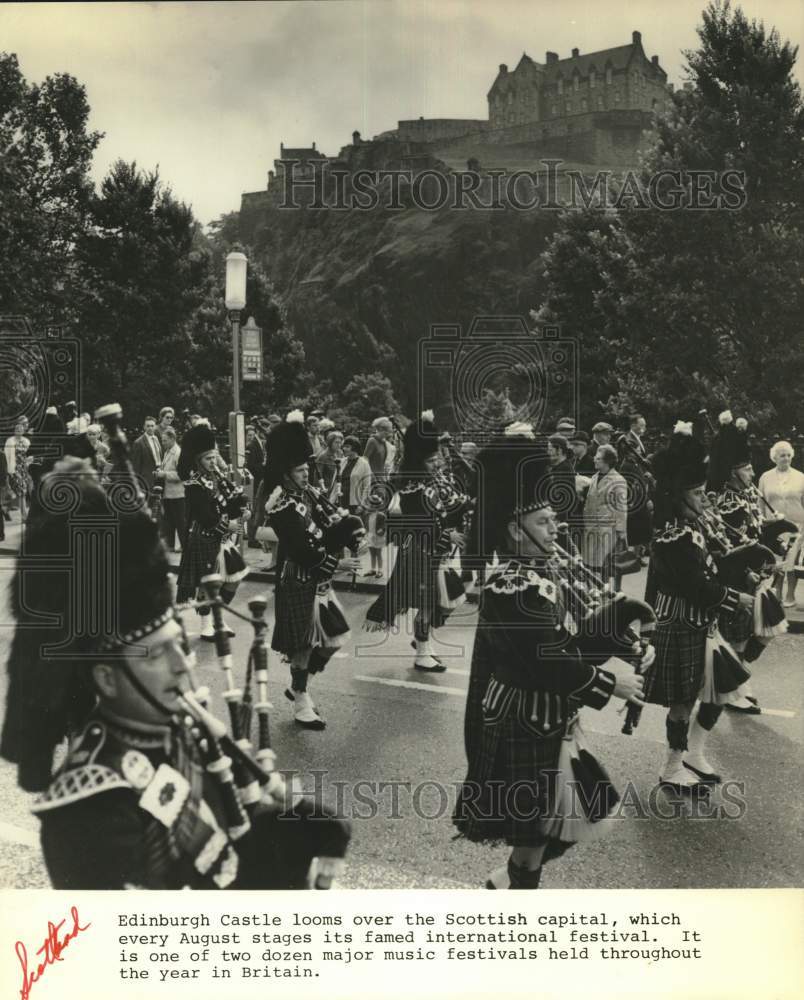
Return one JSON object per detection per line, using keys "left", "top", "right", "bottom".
{"left": 177, "top": 421, "right": 217, "bottom": 480}
{"left": 706, "top": 409, "right": 751, "bottom": 492}
{"left": 652, "top": 420, "right": 708, "bottom": 525}
{"left": 1, "top": 459, "right": 174, "bottom": 791}
{"left": 263, "top": 410, "right": 314, "bottom": 490}
{"left": 470, "top": 423, "right": 552, "bottom": 560}
{"left": 400, "top": 410, "right": 440, "bottom": 475}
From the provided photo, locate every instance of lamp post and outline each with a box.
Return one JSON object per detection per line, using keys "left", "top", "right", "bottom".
{"left": 225, "top": 250, "right": 247, "bottom": 412}
{"left": 225, "top": 251, "right": 247, "bottom": 484}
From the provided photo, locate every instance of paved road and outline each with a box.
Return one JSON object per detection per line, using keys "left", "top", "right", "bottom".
{"left": 0, "top": 563, "right": 801, "bottom": 890}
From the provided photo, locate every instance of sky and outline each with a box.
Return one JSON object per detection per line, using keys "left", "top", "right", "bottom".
{"left": 2, "top": 0, "right": 802, "bottom": 225}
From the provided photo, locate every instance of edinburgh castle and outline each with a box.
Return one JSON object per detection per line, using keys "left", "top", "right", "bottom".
{"left": 241, "top": 30, "right": 674, "bottom": 221}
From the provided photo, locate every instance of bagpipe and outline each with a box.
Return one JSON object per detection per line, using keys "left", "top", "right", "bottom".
{"left": 698, "top": 504, "right": 787, "bottom": 642}
{"left": 550, "top": 529, "right": 655, "bottom": 735}
{"left": 176, "top": 574, "right": 351, "bottom": 889}
{"left": 307, "top": 483, "right": 367, "bottom": 591}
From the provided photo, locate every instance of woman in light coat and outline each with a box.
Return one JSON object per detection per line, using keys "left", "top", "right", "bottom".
{"left": 758, "top": 440, "right": 804, "bottom": 606}
{"left": 582, "top": 443, "right": 628, "bottom": 584}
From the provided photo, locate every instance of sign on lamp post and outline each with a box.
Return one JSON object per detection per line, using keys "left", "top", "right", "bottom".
{"left": 241, "top": 316, "right": 263, "bottom": 381}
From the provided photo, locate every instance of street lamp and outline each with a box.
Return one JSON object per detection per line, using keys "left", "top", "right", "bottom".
{"left": 225, "top": 250, "right": 247, "bottom": 413}
{"left": 225, "top": 250, "right": 247, "bottom": 484}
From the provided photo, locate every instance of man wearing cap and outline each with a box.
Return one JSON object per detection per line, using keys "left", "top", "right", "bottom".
{"left": 556, "top": 416, "right": 576, "bottom": 438}
{"left": 591, "top": 421, "right": 614, "bottom": 456}
{"left": 453, "top": 426, "right": 647, "bottom": 889}
{"left": 0, "top": 457, "right": 350, "bottom": 888}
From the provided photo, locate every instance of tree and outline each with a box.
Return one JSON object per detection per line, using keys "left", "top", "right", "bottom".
{"left": 535, "top": 1, "right": 804, "bottom": 433}
{"left": 325, "top": 372, "right": 402, "bottom": 441}
{"left": 0, "top": 53, "right": 101, "bottom": 410}
{"left": 74, "top": 161, "right": 208, "bottom": 420}
{"left": 0, "top": 53, "right": 101, "bottom": 325}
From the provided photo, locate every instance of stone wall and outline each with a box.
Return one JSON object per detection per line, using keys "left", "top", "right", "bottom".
{"left": 394, "top": 118, "right": 490, "bottom": 142}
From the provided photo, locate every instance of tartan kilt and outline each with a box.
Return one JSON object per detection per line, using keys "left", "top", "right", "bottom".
{"left": 365, "top": 539, "right": 439, "bottom": 629}
{"left": 719, "top": 605, "right": 753, "bottom": 645}
{"left": 271, "top": 572, "right": 317, "bottom": 656}
{"left": 176, "top": 526, "right": 221, "bottom": 603}
{"left": 453, "top": 704, "right": 571, "bottom": 852}
{"left": 643, "top": 621, "right": 707, "bottom": 706}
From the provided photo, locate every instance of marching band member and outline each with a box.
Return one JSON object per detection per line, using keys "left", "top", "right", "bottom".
{"left": 643, "top": 422, "right": 754, "bottom": 792}
{"left": 364, "top": 411, "right": 471, "bottom": 671}
{"left": 175, "top": 421, "right": 250, "bottom": 640}
{"left": 453, "top": 426, "right": 646, "bottom": 889}
{"left": 0, "top": 457, "right": 349, "bottom": 888}
{"left": 265, "top": 412, "right": 364, "bottom": 730}
{"left": 706, "top": 410, "right": 789, "bottom": 713}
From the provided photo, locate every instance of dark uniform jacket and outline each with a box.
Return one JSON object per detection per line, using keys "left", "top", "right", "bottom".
{"left": 266, "top": 485, "right": 341, "bottom": 584}
{"left": 650, "top": 519, "right": 741, "bottom": 628}
{"left": 473, "top": 558, "right": 617, "bottom": 740}
{"left": 33, "top": 712, "right": 348, "bottom": 890}
{"left": 33, "top": 713, "right": 245, "bottom": 889}
{"left": 184, "top": 472, "right": 247, "bottom": 539}
{"left": 716, "top": 484, "right": 763, "bottom": 543}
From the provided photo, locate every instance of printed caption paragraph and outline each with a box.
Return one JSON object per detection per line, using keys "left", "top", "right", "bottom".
{"left": 3, "top": 890, "right": 801, "bottom": 1000}
{"left": 117, "top": 907, "right": 703, "bottom": 982}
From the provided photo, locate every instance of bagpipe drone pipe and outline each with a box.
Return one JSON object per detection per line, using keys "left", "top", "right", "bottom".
{"left": 176, "top": 576, "right": 351, "bottom": 889}
{"left": 551, "top": 529, "right": 655, "bottom": 736}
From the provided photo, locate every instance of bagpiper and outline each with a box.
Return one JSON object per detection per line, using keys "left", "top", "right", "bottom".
{"left": 175, "top": 421, "right": 250, "bottom": 639}
{"left": 265, "top": 412, "right": 365, "bottom": 730}
{"left": 0, "top": 454, "right": 350, "bottom": 888}
{"left": 364, "top": 411, "right": 472, "bottom": 671}
{"left": 453, "top": 425, "right": 647, "bottom": 889}
{"left": 705, "top": 409, "right": 788, "bottom": 713}
{"left": 642, "top": 421, "right": 755, "bottom": 792}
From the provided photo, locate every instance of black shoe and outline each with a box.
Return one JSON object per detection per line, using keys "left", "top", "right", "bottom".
{"left": 247, "top": 541, "right": 262, "bottom": 549}
{"left": 682, "top": 761, "right": 722, "bottom": 784}
{"left": 725, "top": 702, "right": 761, "bottom": 715}
{"left": 414, "top": 657, "right": 446, "bottom": 673}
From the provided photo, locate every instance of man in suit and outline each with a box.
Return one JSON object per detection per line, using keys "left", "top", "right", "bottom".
{"left": 245, "top": 423, "right": 266, "bottom": 546}
{"left": 621, "top": 414, "right": 648, "bottom": 460}
{"left": 131, "top": 416, "right": 163, "bottom": 496}
{"left": 617, "top": 414, "right": 654, "bottom": 563}
{"left": 569, "top": 430, "right": 595, "bottom": 475}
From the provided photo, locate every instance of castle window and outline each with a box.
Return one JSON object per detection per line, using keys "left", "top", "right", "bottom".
{"left": 507, "top": 92, "right": 513, "bottom": 105}
{"left": 573, "top": 74, "right": 579, "bottom": 92}
{"left": 581, "top": 98, "right": 588, "bottom": 112}
{"left": 597, "top": 96, "right": 603, "bottom": 108}
{"left": 551, "top": 104, "right": 557, "bottom": 116}
{"left": 557, "top": 78, "right": 563, "bottom": 95}
{"left": 590, "top": 69, "right": 596, "bottom": 88}
{"left": 605, "top": 66, "right": 613, "bottom": 85}
{"left": 566, "top": 101, "right": 572, "bottom": 114}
